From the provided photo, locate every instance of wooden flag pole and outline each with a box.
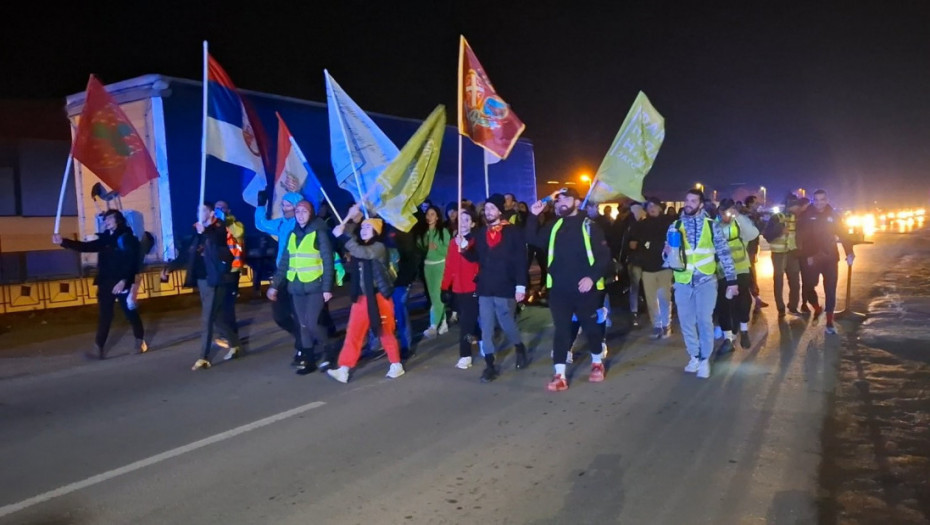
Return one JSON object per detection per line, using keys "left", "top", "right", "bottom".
{"left": 288, "top": 136, "right": 343, "bottom": 224}
{"left": 198, "top": 40, "right": 209, "bottom": 222}
{"left": 53, "top": 153, "right": 74, "bottom": 235}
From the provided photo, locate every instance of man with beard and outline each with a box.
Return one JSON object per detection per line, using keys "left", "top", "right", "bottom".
{"left": 527, "top": 188, "right": 611, "bottom": 391}
{"left": 458, "top": 193, "right": 528, "bottom": 383}
{"left": 664, "top": 189, "right": 739, "bottom": 379}
{"left": 796, "top": 189, "right": 854, "bottom": 334}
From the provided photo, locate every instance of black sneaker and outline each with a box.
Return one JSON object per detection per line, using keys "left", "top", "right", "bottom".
{"left": 740, "top": 330, "right": 751, "bottom": 348}
{"left": 717, "top": 339, "right": 735, "bottom": 356}
{"left": 777, "top": 309, "right": 786, "bottom": 318}
{"left": 632, "top": 313, "right": 640, "bottom": 328}
{"left": 800, "top": 304, "right": 811, "bottom": 314}
{"left": 787, "top": 308, "right": 803, "bottom": 317}
{"left": 295, "top": 361, "right": 317, "bottom": 375}
{"left": 480, "top": 366, "right": 499, "bottom": 383}
{"left": 514, "top": 344, "right": 529, "bottom": 370}
{"left": 652, "top": 326, "right": 663, "bottom": 339}
{"left": 291, "top": 353, "right": 301, "bottom": 367}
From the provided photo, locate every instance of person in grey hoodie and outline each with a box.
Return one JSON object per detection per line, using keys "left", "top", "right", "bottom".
{"left": 664, "top": 189, "right": 738, "bottom": 379}
{"left": 268, "top": 200, "right": 334, "bottom": 375}
{"left": 255, "top": 190, "right": 304, "bottom": 362}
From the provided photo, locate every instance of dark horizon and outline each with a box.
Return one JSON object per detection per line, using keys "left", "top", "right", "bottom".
{"left": 2, "top": 2, "right": 929, "bottom": 209}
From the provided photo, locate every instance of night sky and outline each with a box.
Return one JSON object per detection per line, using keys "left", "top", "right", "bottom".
{"left": 3, "top": 1, "right": 929, "bottom": 208}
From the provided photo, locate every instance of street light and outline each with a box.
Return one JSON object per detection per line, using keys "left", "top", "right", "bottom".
{"left": 580, "top": 173, "right": 592, "bottom": 186}
{"left": 696, "top": 182, "right": 704, "bottom": 192}
{"left": 760, "top": 186, "right": 766, "bottom": 207}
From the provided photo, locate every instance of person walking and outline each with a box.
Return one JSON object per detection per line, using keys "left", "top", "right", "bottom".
{"left": 53, "top": 209, "right": 146, "bottom": 359}
{"left": 630, "top": 198, "right": 674, "bottom": 339}
{"left": 527, "top": 188, "right": 611, "bottom": 391}
{"left": 385, "top": 225, "right": 421, "bottom": 360}
{"left": 162, "top": 203, "right": 242, "bottom": 370}
{"left": 442, "top": 208, "right": 481, "bottom": 369}
{"left": 419, "top": 205, "right": 450, "bottom": 338}
{"left": 742, "top": 196, "right": 768, "bottom": 311}
{"left": 254, "top": 190, "right": 305, "bottom": 364}
{"left": 764, "top": 197, "right": 804, "bottom": 317}
{"left": 214, "top": 200, "right": 245, "bottom": 345}
{"left": 458, "top": 193, "right": 528, "bottom": 383}
{"left": 796, "top": 189, "right": 855, "bottom": 334}
{"left": 326, "top": 205, "right": 405, "bottom": 383}
{"left": 713, "top": 199, "right": 759, "bottom": 354}
{"left": 267, "top": 200, "right": 334, "bottom": 375}
{"left": 624, "top": 202, "right": 647, "bottom": 327}
{"left": 664, "top": 189, "right": 738, "bottom": 379}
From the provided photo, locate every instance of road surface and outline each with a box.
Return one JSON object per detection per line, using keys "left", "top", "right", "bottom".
{"left": 0, "top": 235, "right": 906, "bottom": 524}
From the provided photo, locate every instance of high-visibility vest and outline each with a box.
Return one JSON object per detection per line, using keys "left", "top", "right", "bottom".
{"left": 768, "top": 213, "right": 797, "bottom": 253}
{"left": 547, "top": 218, "right": 605, "bottom": 290}
{"left": 721, "top": 220, "right": 750, "bottom": 274}
{"left": 673, "top": 218, "right": 717, "bottom": 285}
{"left": 226, "top": 231, "right": 243, "bottom": 271}
{"left": 286, "top": 231, "right": 324, "bottom": 283}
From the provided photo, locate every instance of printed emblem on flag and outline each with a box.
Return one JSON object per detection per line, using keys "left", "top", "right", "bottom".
{"left": 464, "top": 69, "right": 509, "bottom": 130}
{"left": 86, "top": 107, "right": 146, "bottom": 170}
{"left": 241, "top": 105, "right": 260, "bottom": 157}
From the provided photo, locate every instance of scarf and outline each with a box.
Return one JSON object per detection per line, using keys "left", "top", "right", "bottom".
{"left": 485, "top": 219, "right": 511, "bottom": 248}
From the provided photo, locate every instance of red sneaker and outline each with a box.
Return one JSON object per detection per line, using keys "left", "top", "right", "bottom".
{"left": 547, "top": 374, "right": 568, "bottom": 392}
{"left": 589, "top": 363, "right": 605, "bottom": 383}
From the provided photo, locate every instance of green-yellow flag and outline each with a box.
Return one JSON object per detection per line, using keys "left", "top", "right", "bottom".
{"left": 589, "top": 91, "right": 665, "bottom": 203}
{"left": 373, "top": 105, "right": 446, "bottom": 232}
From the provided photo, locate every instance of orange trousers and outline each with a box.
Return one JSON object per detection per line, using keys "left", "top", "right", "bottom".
{"left": 337, "top": 294, "right": 401, "bottom": 367}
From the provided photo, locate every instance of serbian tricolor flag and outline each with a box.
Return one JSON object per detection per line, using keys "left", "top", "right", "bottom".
{"left": 457, "top": 36, "right": 525, "bottom": 159}
{"left": 71, "top": 75, "right": 159, "bottom": 196}
{"left": 273, "top": 113, "right": 325, "bottom": 219}
{"left": 206, "top": 55, "right": 270, "bottom": 207}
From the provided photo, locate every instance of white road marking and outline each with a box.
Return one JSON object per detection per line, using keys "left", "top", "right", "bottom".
{"left": 0, "top": 401, "right": 326, "bottom": 519}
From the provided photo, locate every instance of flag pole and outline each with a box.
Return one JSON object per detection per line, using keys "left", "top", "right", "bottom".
{"left": 580, "top": 174, "right": 598, "bottom": 209}
{"left": 53, "top": 153, "right": 74, "bottom": 235}
{"left": 198, "top": 40, "right": 209, "bottom": 221}
{"left": 483, "top": 154, "right": 489, "bottom": 199}
{"left": 327, "top": 73, "right": 369, "bottom": 219}
{"left": 288, "top": 136, "right": 343, "bottom": 224}
{"left": 457, "top": 35, "right": 465, "bottom": 250}
{"left": 457, "top": 134, "right": 463, "bottom": 249}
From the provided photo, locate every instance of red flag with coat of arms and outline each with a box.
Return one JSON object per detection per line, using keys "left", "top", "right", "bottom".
{"left": 71, "top": 75, "right": 159, "bottom": 196}
{"left": 458, "top": 35, "right": 525, "bottom": 159}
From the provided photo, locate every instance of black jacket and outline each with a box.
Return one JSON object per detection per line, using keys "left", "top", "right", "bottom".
{"left": 170, "top": 221, "right": 233, "bottom": 288}
{"left": 272, "top": 217, "right": 334, "bottom": 295}
{"left": 387, "top": 227, "right": 423, "bottom": 288}
{"left": 340, "top": 222, "right": 394, "bottom": 299}
{"left": 796, "top": 204, "right": 853, "bottom": 262}
{"left": 629, "top": 216, "right": 671, "bottom": 272}
{"left": 61, "top": 226, "right": 140, "bottom": 288}
{"left": 526, "top": 213, "right": 610, "bottom": 290}
{"left": 462, "top": 222, "right": 527, "bottom": 298}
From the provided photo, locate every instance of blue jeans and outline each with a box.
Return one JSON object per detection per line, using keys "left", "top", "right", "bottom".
{"left": 392, "top": 285, "right": 412, "bottom": 349}
{"left": 479, "top": 296, "right": 522, "bottom": 355}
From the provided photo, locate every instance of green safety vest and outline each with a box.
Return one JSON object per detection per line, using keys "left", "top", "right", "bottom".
{"left": 286, "top": 231, "right": 324, "bottom": 283}
{"left": 673, "top": 218, "right": 717, "bottom": 285}
{"left": 721, "top": 220, "right": 750, "bottom": 274}
{"left": 768, "top": 213, "right": 797, "bottom": 253}
{"left": 547, "top": 218, "right": 605, "bottom": 290}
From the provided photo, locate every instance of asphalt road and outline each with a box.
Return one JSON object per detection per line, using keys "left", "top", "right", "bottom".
{"left": 0, "top": 237, "right": 900, "bottom": 524}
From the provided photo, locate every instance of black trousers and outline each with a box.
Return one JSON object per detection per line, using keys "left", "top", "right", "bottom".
{"left": 291, "top": 293, "right": 327, "bottom": 359}
{"left": 802, "top": 258, "right": 839, "bottom": 313}
{"left": 222, "top": 277, "right": 240, "bottom": 336}
{"left": 197, "top": 280, "right": 240, "bottom": 359}
{"left": 272, "top": 285, "right": 300, "bottom": 350}
{"left": 96, "top": 288, "right": 144, "bottom": 348}
{"left": 550, "top": 289, "right": 604, "bottom": 365}
{"left": 715, "top": 274, "right": 752, "bottom": 333}
{"left": 455, "top": 292, "right": 480, "bottom": 358}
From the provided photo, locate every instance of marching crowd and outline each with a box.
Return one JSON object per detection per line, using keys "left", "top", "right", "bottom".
{"left": 52, "top": 184, "right": 854, "bottom": 389}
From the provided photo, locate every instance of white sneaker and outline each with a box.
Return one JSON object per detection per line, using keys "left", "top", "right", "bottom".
{"left": 438, "top": 321, "right": 449, "bottom": 335}
{"left": 450, "top": 312, "right": 459, "bottom": 324}
{"left": 696, "top": 359, "right": 711, "bottom": 379}
{"left": 566, "top": 350, "right": 574, "bottom": 364}
{"left": 327, "top": 366, "right": 350, "bottom": 383}
{"left": 386, "top": 363, "right": 405, "bottom": 379}
{"left": 599, "top": 342, "right": 608, "bottom": 360}
{"left": 684, "top": 356, "right": 701, "bottom": 373}
{"left": 423, "top": 326, "right": 438, "bottom": 339}
{"left": 222, "top": 347, "right": 241, "bottom": 361}
{"left": 455, "top": 357, "right": 473, "bottom": 369}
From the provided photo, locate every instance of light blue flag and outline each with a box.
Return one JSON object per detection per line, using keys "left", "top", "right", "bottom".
{"left": 325, "top": 70, "right": 399, "bottom": 208}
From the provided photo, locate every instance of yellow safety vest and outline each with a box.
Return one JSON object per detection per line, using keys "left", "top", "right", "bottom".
{"left": 286, "top": 231, "right": 323, "bottom": 283}
{"left": 721, "top": 220, "right": 750, "bottom": 274}
{"left": 547, "top": 218, "right": 605, "bottom": 290}
{"left": 768, "top": 213, "right": 797, "bottom": 253}
{"left": 673, "top": 219, "right": 717, "bottom": 285}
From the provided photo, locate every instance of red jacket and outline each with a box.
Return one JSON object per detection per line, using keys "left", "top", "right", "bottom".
{"left": 441, "top": 239, "right": 478, "bottom": 294}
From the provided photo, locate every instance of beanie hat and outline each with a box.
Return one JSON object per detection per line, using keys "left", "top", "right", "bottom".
{"left": 486, "top": 193, "right": 506, "bottom": 213}
{"left": 362, "top": 218, "right": 384, "bottom": 236}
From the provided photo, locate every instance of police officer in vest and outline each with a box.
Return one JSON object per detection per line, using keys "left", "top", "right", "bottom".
{"left": 664, "top": 189, "right": 739, "bottom": 379}
{"left": 713, "top": 199, "right": 759, "bottom": 354}
{"left": 528, "top": 188, "right": 611, "bottom": 392}
{"left": 268, "top": 200, "right": 335, "bottom": 375}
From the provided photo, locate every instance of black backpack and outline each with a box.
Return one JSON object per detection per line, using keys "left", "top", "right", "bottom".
{"left": 762, "top": 216, "right": 785, "bottom": 243}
